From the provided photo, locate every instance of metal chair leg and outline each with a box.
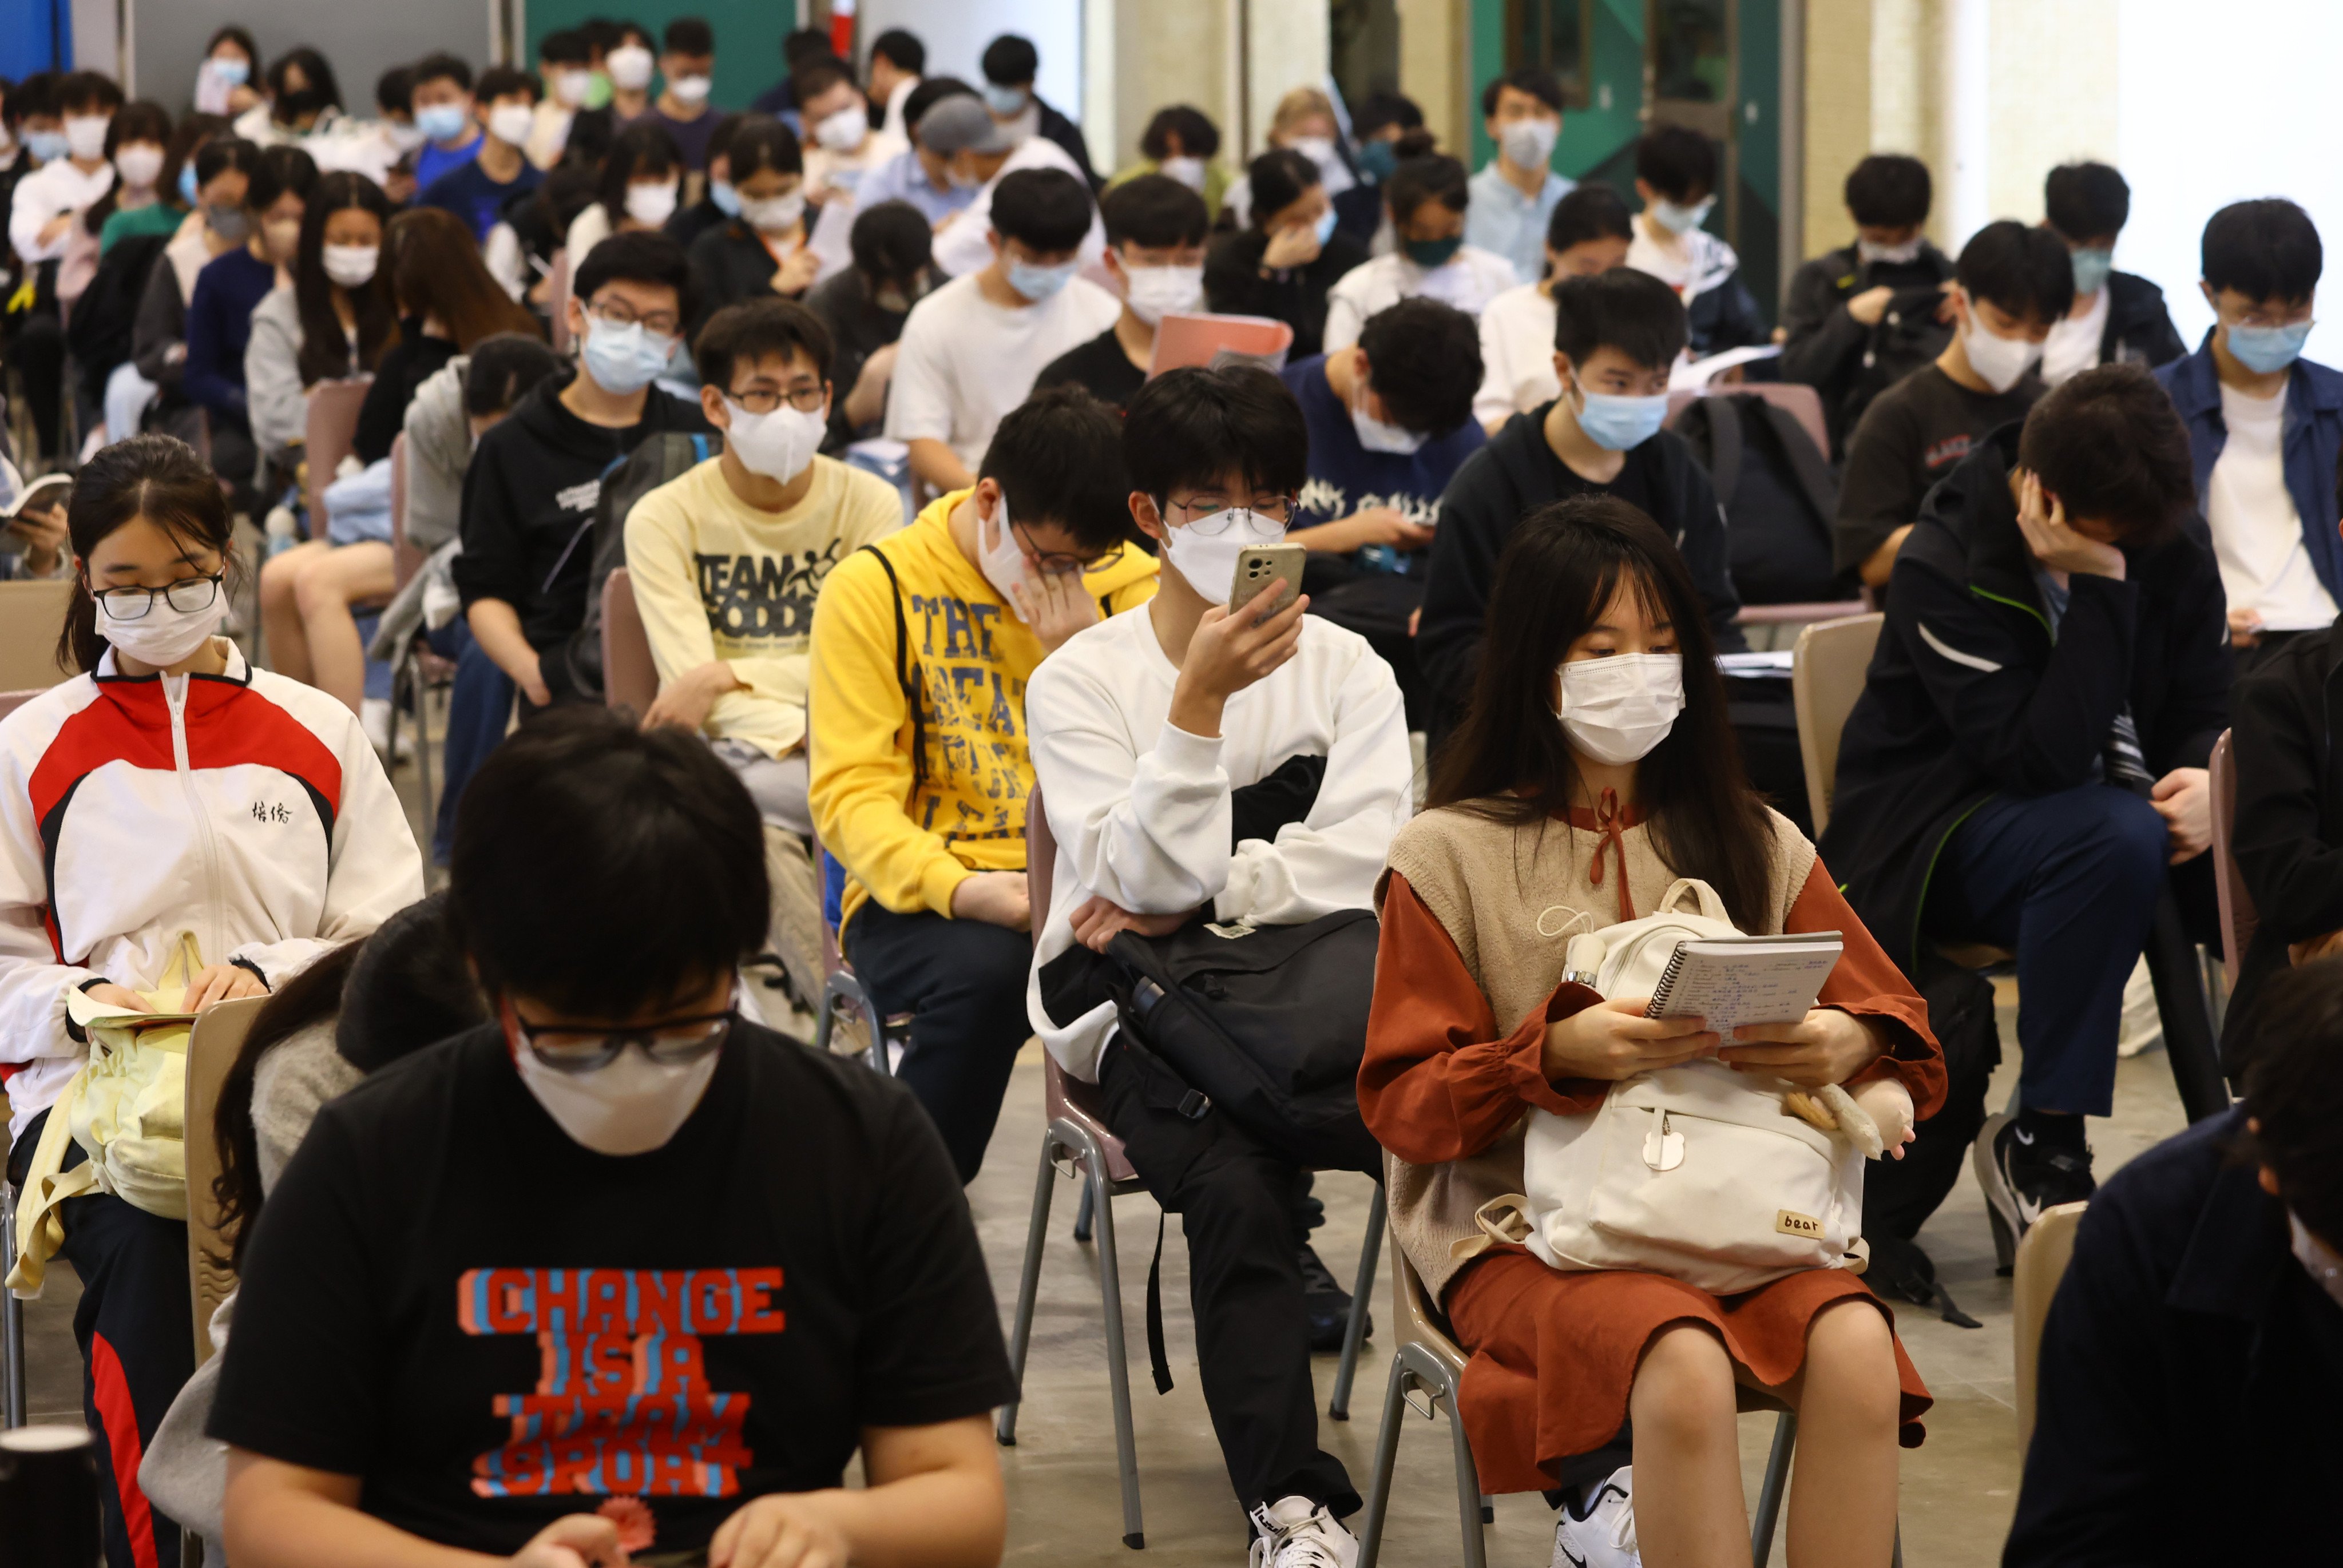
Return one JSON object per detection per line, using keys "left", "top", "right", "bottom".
{"left": 2143, "top": 888, "right": 2230, "bottom": 1122}
{"left": 1072, "top": 1180, "right": 1095, "bottom": 1244}
{"left": 997, "top": 1128, "right": 1061, "bottom": 1447}
{"left": 1751, "top": 1410, "right": 1796, "bottom": 1565}
{"left": 410, "top": 646, "right": 436, "bottom": 841}
{"left": 1443, "top": 1357, "right": 1488, "bottom": 1568}
{"left": 1080, "top": 1142, "right": 1144, "bottom": 1549}
{"left": 1330, "top": 1185, "right": 1385, "bottom": 1419}
{"left": 1354, "top": 1353, "right": 1412, "bottom": 1568}
{"left": 1, "top": 1178, "right": 23, "bottom": 1428}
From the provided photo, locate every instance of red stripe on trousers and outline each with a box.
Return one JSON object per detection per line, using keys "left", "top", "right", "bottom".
{"left": 89, "top": 1331, "right": 161, "bottom": 1568}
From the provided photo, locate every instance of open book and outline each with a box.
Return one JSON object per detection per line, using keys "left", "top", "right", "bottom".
{"left": 1644, "top": 932, "right": 1845, "bottom": 1038}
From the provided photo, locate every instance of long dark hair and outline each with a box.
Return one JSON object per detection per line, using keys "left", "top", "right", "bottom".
{"left": 597, "top": 120, "right": 683, "bottom": 229}
{"left": 292, "top": 170, "right": 396, "bottom": 386}
{"left": 55, "top": 435, "right": 235, "bottom": 674}
{"left": 209, "top": 940, "right": 358, "bottom": 1269}
{"left": 1426, "top": 495, "right": 1776, "bottom": 930}
{"left": 386, "top": 207, "right": 542, "bottom": 350}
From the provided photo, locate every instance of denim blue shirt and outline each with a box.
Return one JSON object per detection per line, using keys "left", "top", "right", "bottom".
{"left": 1464, "top": 161, "right": 1575, "bottom": 287}
{"left": 853, "top": 148, "right": 976, "bottom": 227}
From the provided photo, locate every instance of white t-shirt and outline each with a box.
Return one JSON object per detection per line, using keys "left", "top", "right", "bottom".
{"left": 2041, "top": 288, "right": 2111, "bottom": 387}
{"left": 1023, "top": 605, "right": 1414, "bottom": 1081}
{"left": 1475, "top": 281, "right": 1560, "bottom": 428}
{"left": 883, "top": 270, "right": 1122, "bottom": 470}
{"left": 929, "top": 136, "right": 1106, "bottom": 278}
{"left": 1322, "top": 245, "right": 1519, "bottom": 351}
{"left": 2209, "top": 382, "right": 2338, "bottom": 632}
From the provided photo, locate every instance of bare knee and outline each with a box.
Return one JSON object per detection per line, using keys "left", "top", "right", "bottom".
{"left": 258, "top": 550, "right": 299, "bottom": 608}
{"left": 291, "top": 558, "right": 353, "bottom": 620}
{"left": 1801, "top": 1301, "right": 1901, "bottom": 1432}
{"left": 1630, "top": 1323, "right": 1738, "bottom": 1448}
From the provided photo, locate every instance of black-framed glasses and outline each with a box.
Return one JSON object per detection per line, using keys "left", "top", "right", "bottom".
{"left": 586, "top": 299, "right": 683, "bottom": 339}
{"left": 1015, "top": 521, "right": 1124, "bottom": 578}
{"left": 93, "top": 574, "right": 224, "bottom": 621}
{"left": 1166, "top": 495, "right": 1296, "bottom": 530}
{"left": 728, "top": 383, "right": 828, "bottom": 415}
{"left": 509, "top": 1008, "right": 734, "bottom": 1073}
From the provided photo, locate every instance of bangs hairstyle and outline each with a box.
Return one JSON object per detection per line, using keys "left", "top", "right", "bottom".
{"left": 2239, "top": 958, "right": 2343, "bottom": 1244}
{"left": 597, "top": 120, "right": 683, "bottom": 222}
{"left": 1956, "top": 219, "right": 2074, "bottom": 325}
{"left": 1386, "top": 153, "right": 1468, "bottom": 223}
{"left": 726, "top": 114, "right": 803, "bottom": 180}
{"left": 1101, "top": 172, "right": 1208, "bottom": 250}
{"left": 2202, "top": 197, "right": 2323, "bottom": 305}
{"left": 1843, "top": 153, "right": 1931, "bottom": 230}
{"left": 696, "top": 297, "right": 835, "bottom": 387}
{"left": 1140, "top": 105, "right": 1219, "bottom": 162}
{"left": 449, "top": 710, "right": 769, "bottom": 1017}
{"left": 1552, "top": 267, "right": 1688, "bottom": 368}
{"left": 294, "top": 170, "right": 397, "bottom": 386}
{"left": 848, "top": 200, "right": 933, "bottom": 285}
{"left": 990, "top": 167, "right": 1093, "bottom": 254}
{"left": 1636, "top": 125, "right": 1716, "bottom": 203}
{"left": 980, "top": 384, "right": 1132, "bottom": 550}
{"left": 2044, "top": 161, "right": 2128, "bottom": 243}
{"left": 1122, "top": 364, "right": 1307, "bottom": 509}
{"left": 1246, "top": 148, "right": 1321, "bottom": 227}
{"left": 58, "top": 435, "right": 236, "bottom": 673}
{"left": 1547, "top": 181, "right": 1633, "bottom": 253}
{"left": 2017, "top": 362, "right": 2194, "bottom": 549}
{"left": 1427, "top": 496, "right": 1775, "bottom": 931}
{"left": 461, "top": 332, "right": 565, "bottom": 420}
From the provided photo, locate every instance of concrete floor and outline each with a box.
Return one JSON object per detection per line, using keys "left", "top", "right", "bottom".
{"left": 11, "top": 804, "right": 2195, "bottom": 1568}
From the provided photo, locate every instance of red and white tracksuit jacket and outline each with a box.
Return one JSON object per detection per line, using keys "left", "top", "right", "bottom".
{"left": 0, "top": 645, "right": 425, "bottom": 1144}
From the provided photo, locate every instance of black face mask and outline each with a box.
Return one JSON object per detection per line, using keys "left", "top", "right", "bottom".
{"left": 276, "top": 88, "right": 329, "bottom": 125}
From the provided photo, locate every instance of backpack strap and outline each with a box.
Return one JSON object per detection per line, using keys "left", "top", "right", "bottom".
{"left": 1704, "top": 395, "right": 1746, "bottom": 509}
{"left": 857, "top": 543, "right": 926, "bottom": 789}
{"left": 1747, "top": 398, "right": 1842, "bottom": 534}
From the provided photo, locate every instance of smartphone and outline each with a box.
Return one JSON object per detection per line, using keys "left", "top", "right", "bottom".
{"left": 1229, "top": 543, "right": 1306, "bottom": 619}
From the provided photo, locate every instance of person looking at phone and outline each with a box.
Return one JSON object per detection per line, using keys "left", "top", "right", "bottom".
{"left": 1024, "top": 363, "right": 1412, "bottom": 1567}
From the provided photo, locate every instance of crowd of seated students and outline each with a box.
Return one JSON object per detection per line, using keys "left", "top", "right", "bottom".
{"left": 10, "top": 21, "right": 2343, "bottom": 1568}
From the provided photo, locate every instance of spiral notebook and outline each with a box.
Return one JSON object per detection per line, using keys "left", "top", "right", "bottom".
{"left": 1644, "top": 932, "right": 1845, "bottom": 1037}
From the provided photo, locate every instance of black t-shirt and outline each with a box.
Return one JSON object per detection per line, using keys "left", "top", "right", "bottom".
{"left": 354, "top": 327, "right": 460, "bottom": 466}
{"left": 1834, "top": 364, "right": 2039, "bottom": 573}
{"left": 1034, "top": 325, "right": 1148, "bottom": 410}
{"left": 1543, "top": 430, "right": 1659, "bottom": 517}
{"left": 208, "top": 1022, "right": 1013, "bottom": 1557}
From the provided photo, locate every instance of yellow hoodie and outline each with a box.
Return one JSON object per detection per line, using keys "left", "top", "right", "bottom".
{"left": 808, "top": 488, "right": 1159, "bottom": 927}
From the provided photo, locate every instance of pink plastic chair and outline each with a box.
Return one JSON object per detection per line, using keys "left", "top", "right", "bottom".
{"left": 2209, "top": 729, "right": 2258, "bottom": 988}
{"left": 302, "top": 376, "right": 373, "bottom": 531}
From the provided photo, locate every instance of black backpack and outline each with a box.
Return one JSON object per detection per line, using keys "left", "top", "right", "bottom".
{"left": 1673, "top": 393, "right": 1856, "bottom": 606}
{"left": 1104, "top": 910, "right": 1383, "bottom": 1172}
{"left": 1847, "top": 281, "right": 1956, "bottom": 435}
{"left": 558, "top": 430, "right": 720, "bottom": 701}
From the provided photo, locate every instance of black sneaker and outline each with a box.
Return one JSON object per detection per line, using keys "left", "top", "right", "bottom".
{"left": 1298, "top": 1244, "right": 1368, "bottom": 1352}
{"left": 1973, "top": 1112, "right": 2095, "bottom": 1272}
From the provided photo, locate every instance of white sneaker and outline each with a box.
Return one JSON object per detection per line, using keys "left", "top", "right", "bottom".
{"left": 1247, "top": 1496, "right": 1358, "bottom": 1568}
{"left": 1553, "top": 1466, "right": 1640, "bottom": 1568}
{"left": 360, "top": 697, "right": 409, "bottom": 761}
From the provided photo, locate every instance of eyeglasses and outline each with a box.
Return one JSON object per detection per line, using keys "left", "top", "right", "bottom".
{"left": 1165, "top": 495, "right": 1295, "bottom": 530}
{"left": 728, "top": 383, "right": 828, "bottom": 415}
{"left": 586, "top": 299, "right": 682, "bottom": 339}
{"left": 93, "top": 574, "right": 223, "bottom": 620}
{"left": 509, "top": 1008, "right": 734, "bottom": 1073}
{"left": 1015, "top": 521, "right": 1125, "bottom": 578}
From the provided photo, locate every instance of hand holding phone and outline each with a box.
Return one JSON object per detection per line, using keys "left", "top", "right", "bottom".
{"left": 1228, "top": 542, "right": 1307, "bottom": 620}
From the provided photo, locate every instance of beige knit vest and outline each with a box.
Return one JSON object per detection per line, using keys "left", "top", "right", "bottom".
{"left": 1378, "top": 802, "right": 1816, "bottom": 1303}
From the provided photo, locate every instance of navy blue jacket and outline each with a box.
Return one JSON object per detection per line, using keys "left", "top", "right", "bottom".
{"left": 2155, "top": 332, "right": 2343, "bottom": 604}
{"left": 2005, "top": 1108, "right": 2343, "bottom": 1565}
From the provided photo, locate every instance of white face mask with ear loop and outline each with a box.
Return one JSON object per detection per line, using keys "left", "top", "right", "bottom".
{"left": 506, "top": 1004, "right": 728, "bottom": 1157}
{"left": 1555, "top": 653, "right": 1686, "bottom": 765}
{"left": 974, "top": 492, "right": 1037, "bottom": 620}
{"left": 1960, "top": 289, "right": 2044, "bottom": 394}
{"left": 96, "top": 581, "right": 231, "bottom": 668}
{"left": 721, "top": 395, "right": 824, "bottom": 483}
{"left": 1160, "top": 506, "right": 1287, "bottom": 603}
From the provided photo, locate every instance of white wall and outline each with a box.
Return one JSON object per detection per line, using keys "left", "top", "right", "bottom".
{"left": 2117, "top": 0, "right": 2343, "bottom": 363}
{"left": 858, "top": 0, "right": 1084, "bottom": 124}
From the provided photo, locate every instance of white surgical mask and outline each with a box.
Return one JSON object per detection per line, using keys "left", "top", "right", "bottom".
{"left": 1649, "top": 196, "right": 1715, "bottom": 236}
{"left": 1857, "top": 237, "right": 1923, "bottom": 267}
{"left": 64, "top": 114, "right": 110, "bottom": 163}
{"left": 552, "top": 69, "right": 591, "bottom": 108}
{"left": 1500, "top": 117, "right": 1559, "bottom": 172}
{"left": 415, "top": 103, "right": 470, "bottom": 144}
{"left": 1160, "top": 155, "right": 1206, "bottom": 192}
{"left": 322, "top": 244, "right": 379, "bottom": 289}
{"left": 608, "top": 46, "right": 655, "bottom": 92}
{"left": 1352, "top": 392, "right": 1428, "bottom": 455}
{"left": 814, "top": 105, "right": 867, "bottom": 153}
{"left": 624, "top": 180, "right": 680, "bottom": 227}
{"left": 1121, "top": 263, "right": 1204, "bottom": 327}
{"left": 101, "top": 590, "right": 228, "bottom": 668}
{"left": 1162, "top": 509, "right": 1286, "bottom": 603}
{"left": 2289, "top": 1209, "right": 2343, "bottom": 1311}
{"left": 386, "top": 120, "right": 429, "bottom": 153}
{"left": 1960, "top": 292, "right": 2043, "bottom": 394}
{"left": 669, "top": 74, "right": 712, "bottom": 106}
{"left": 488, "top": 102, "right": 536, "bottom": 148}
{"left": 723, "top": 396, "right": 824, "bottom": 482}
{"left": 741, "top": 190, "right": 805, "bottom": 235}
{"left": 976, "top": 495, "right": 1036, "bottom": 618}
{"left": 1556, "top": 653, "right": 1685, "bottom": 764}
{"left": 1289, "top": 135, "right": 1338, "bottom": 172}
{"left": 581, "top": 316, "right": 677, "bottom": 395}
{"left": 511, "top": 1034, "right": 723, "bottom": 1156}
{"left": 114, "top": 144, "right": 163, "bottom": 190}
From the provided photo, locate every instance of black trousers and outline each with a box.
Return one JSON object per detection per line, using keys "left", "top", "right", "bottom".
{"left": 10, "top": 304, "right": 67, "bottom": 463}
{"left": 1097, "top": 1041, "right": 1365, "bottom": 1523}
{"left": 843, "top": 900, "right": 1033, "bottom": 1183}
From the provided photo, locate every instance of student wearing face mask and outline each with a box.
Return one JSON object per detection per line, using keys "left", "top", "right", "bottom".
{"left": 661, "top": 113, "right": 748, "bottom": 251}
{"left": 130, "top": 136, "right": 261, "bottom": 469}
{"left": 243, "top": 170, "right": 395, "bottom": 477}
{"left": 457, "top": 232, "right": 713, "bottom": 718}
{"left": 685, "top": 116, "right": 818, "bottom": 331}
{"left": 598, "top": 22, "right": 660, "bottom": 129}
{"left": 810, "top": 387, "right": 1159, "bottom": 1181}
{"left": 524, "top": 29, "right": 592, "bottom": 170}
{"left": 1422, "top": 267, "right": 1746, "bottom": 746}
{"left": 846, "top": 76, "right": 982, "bottom": 227}
{"left": 1622, "top": 124, "right": 1765, "bottom": 356}
{"left": 0, "top": 435, "right": 423, "bottom": 1568}
{"left": 7, "top": 69, "right": 122, "bottom": 466}
{"left": 1465, "top": 66, "right": 1574, "bottom": 288}
{"left": 922, "top": 94, "right": 1104, "bottom": 280}
{"left": 193, "top": 26, "right": 264, "bottom": 120}
{"left": 1035, "top": 173, "right": 1208, "bottom": 410}
{"left": 2155, "top": 199, "right": 2343, "bottom": 672}
{"left": 642, "top": 16, "right": 723, "bottom": 172}
{"left": 2039, "top": 162, "right": 2183, "bottom": 388}
{"left": 60, "top": 100, "right": 177, "bottom": 445}
{"left": 1105, "top": 104, "right": 1229, "bottom": 221}
{"left": 80, "top": 98, "right": 173, "bottom": 251}
{"left": 418, "top": 65, "right": 545, "bottom": 245}
{"left": 1362, "top": 497, "right": 1939, "bottom": 1568}
{"left": 1835, "top": 219, "right": 2071, "bottom": 592}
{"left": 1779, "top": 153, "right": 1959, "bottom": 456}
{"left": 1022, "top": 365, "right": 1412, "bottom": 1566}
{"left": 211, "top": 710, "right": 1015, "bottom": 1568}
{"left": 182, "top": 143, "right": 316, "bottom": 475}
{"left": 794, "top": 56, "right": 902, "bottom": 210}
{"left": 802, "top": 200, "right": 938, "bottom": 451}
{"left": 1473, "top": 181, "right": 1635, "bottom": 431}
{"left": 978, "top": 31, "right": 1095, "bottom": 189}
{"left": 1203, "top": 148, "right": 1370, "bottom": 360}
{"left": 559, "top": 120, "right": 684, "bottom": 300}
{"left": 886, "top": 166, "right": 1119, "bottom": 495}
{"left": 1322, "top": 150, "right": 1517, "bottom": 352}
{"left": 405, "top": 53, "right": 481, "bottom": 196}
{"left": 233, "top": 47, "right": 344, "bottom": 148}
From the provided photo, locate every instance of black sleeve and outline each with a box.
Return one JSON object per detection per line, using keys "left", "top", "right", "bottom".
{"left": 1833, "top": 390, "right": 1921, "bottom": 574}
{"left": 1204, "top": 233, "right": 1289, "bottom": 325}
{"left": 2142, "top": 299, "right": 2187, "bottom": 370}
{"left": 853, "top": 1086, "right": 1017, "bottom": 1429}
{"left": 130, "top": 252, "right": 185, "bottom": 387}
{"left": 1702, "top": 268, "right": 1767, "bottom": 353}
{"left": 1778, "top": 257, "right": 1865, "bottom": 391}
{"left": 350, "top": 343, "right": 411, "bottom": 467}
{"left": 1665, "top": 443, "right": 1749, "bottom": 653}
{"left": 451, "top": 426, "right": 526, "bottom": 610}
{"left": 2228, "top": 660, "right": 2343, "bottom": 943}
{"left": 205, "top": 1107, "right": 391, "bottom": 1474}
{"left": 1416, "top": 452, "right": 1511, "bottom": 732}
{"left": 1230, "top": 752, "right": 1326, "bottom": 845}
{"left": 2152, "top": 542, "right": 2232, "bottom": 773}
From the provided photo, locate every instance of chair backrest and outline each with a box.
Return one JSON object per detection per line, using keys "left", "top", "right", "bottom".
{"left": 388, "top": 431, "right": 421, "bottom": 592}
{"left": 303, "top": 376, "right": 374, "bottom": 529}
{"left": 1023, "top": 782, "right": 1138, "bottom": 1182}
{"left": 2012, "top": 1198, "right": 2087, "bottom": 1451}
{"left": 1663, "top": 382, "right": 1832, "bottom": 458}
{"left": 1791, "top": 613, "right": 1885, "bottom": 835}
{"left": 1389, "top": 1237, "right": 1467, "bottom": 1378}
{"left": 2208, "top": 729, "right": 2257, "bottom": 987}
{"left": 600, "top": 567, "right": 659, "bottom": 716}
{"left": 547, "top": 247, "right": 572, "bottom": 354}
{"left": 182, "top": 994, "right": 270, "bottom": 1366}
{"left": 1025, "top": 785, "right": 1056, "bottom": 941}
{"left": 0, "top": 579, "right": 75, "bottom": 691}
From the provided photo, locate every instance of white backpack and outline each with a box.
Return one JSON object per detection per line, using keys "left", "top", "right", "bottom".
{"left": 1474, "top": 880, "right": 1878, "bottom": 1296}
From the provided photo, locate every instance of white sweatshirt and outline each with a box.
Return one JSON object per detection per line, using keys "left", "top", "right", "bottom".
{"left": 1024, "top": 606, "right": 1414, "bottom": 1081}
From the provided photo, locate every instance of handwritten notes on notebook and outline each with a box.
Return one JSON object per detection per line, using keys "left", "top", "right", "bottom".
{"left": 1644, "top": 933, "right": 1845, "bottom": 1037}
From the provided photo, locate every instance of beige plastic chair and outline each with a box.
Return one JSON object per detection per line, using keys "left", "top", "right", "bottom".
{"left": 302, "top": 377, "right": 374, "bottom": 533}
{"left": 182, "top": 994, "right": 269, "bottom": 1367}
{"left": 2208, "top": 731, "right": 2257, "bottom": 989}
{"left": 2012, "top": 1199, "right": 2087, "bottom": 1450}
{"left": 547, "top": 248, "right": 572, "bottom": 354}
{"left": 0, "top": 579, "right": 75, "bottom": 690}
{"left": 599, "top": 567, "right": 659, "bottom": 717}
